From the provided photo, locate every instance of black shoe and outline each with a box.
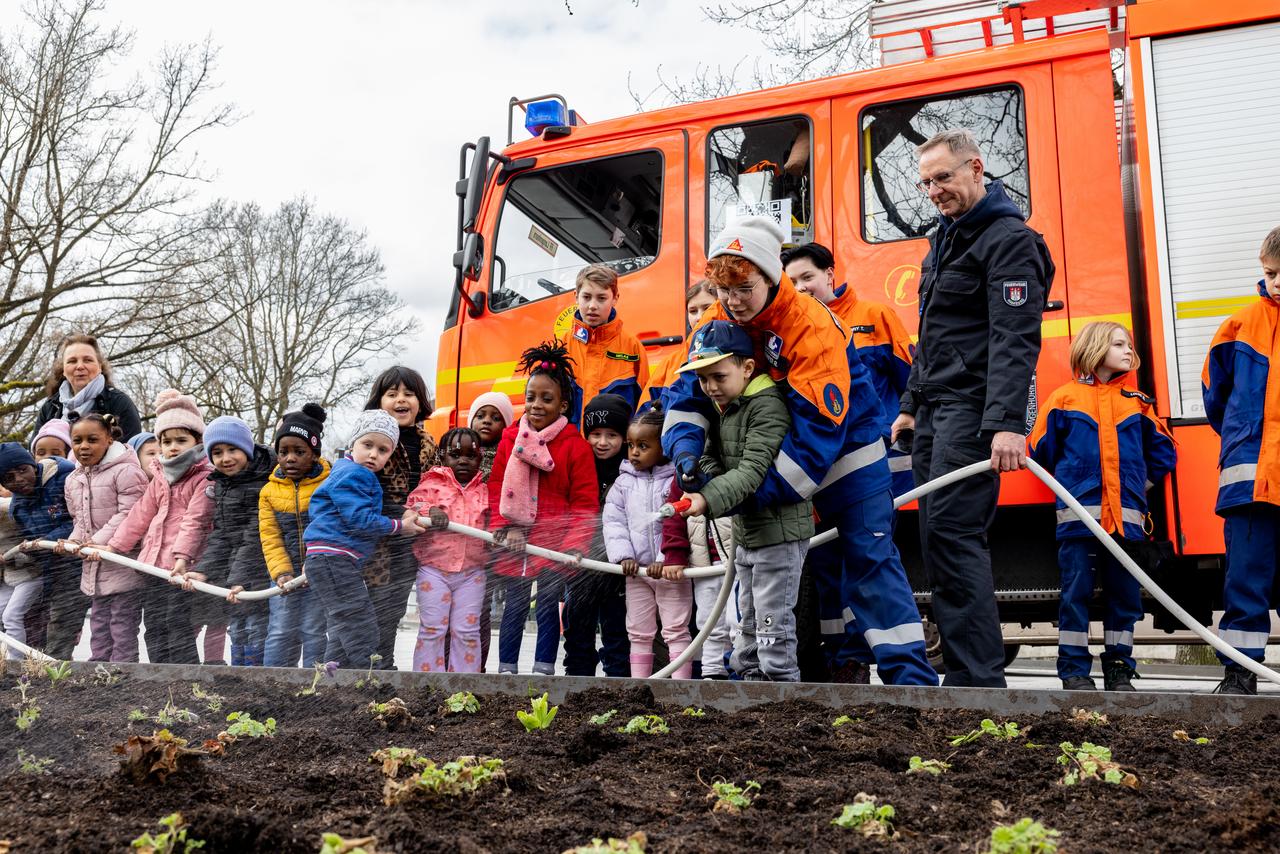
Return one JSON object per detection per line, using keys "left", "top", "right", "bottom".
{"left": 830, "top": 661, "right": 872, "bottom": 685}
{"left": 1212, "top": 666, "right": 1258, "bottom": 696}
{"left": 1103, "top": 661, "right": 1137, "bottom": 692}
{"left": 1062, "top": 676, "right": 1096, "bottom": 691}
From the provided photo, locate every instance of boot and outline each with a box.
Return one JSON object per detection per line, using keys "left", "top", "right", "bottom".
{"left": 1212, "top": 665, "right": 1258, "bottom": 695}
{"left": 667, "top": 642, "right": 693, "bottom": 680}
{"left": 1061, "top": 675, "right": 1096, "bottom": 691}
{"left": 1102, "top": 661, "right": 1137, "bottom": 692}
{"left": 629, "top": 653, "right": 655, "bottom": 679}
{"left": 830, "top": 660, "right": 872, "bottom": 685}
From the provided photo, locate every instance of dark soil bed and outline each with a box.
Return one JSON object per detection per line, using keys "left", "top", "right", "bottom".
{"left": 1, "top": 666, "right": 1277, "bottom": 853}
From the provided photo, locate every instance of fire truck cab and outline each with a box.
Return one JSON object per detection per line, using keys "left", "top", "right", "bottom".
{"left": 433, "top": 0, "right": 1280, "bottom": 657}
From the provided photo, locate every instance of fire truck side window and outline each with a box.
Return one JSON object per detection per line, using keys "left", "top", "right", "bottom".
{"left": 707, "top": 117, "right": 813, "bottom": 246}
{"left": 488, "top": 150, "right": 663, "bottom": 313}
{"left": 859, "top": 86, "right": 1030, "bottom": 243}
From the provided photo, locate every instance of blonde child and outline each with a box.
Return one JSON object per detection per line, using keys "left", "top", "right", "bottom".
{"left": 406, "top": 428, "right": 489, "bottom": 672}
{"left": 1030, "top": 322, "right": 1175, "bottom": 691}
{"left": 1202, "top": 226, "right": 1280, "bottom": 694}
{"left": 562, "top": 264, "right": 649, "bottom": 424}
{"left": 605, "top": 406, "right": 694, "bottom": 678}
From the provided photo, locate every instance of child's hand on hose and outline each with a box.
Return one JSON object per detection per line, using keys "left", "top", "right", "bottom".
{"left": 620, "top": 559, "right": 639, "bottom": 577}
{"left": 645, "top": 562, "right": 665, "bottom": 578}
{"left": 680, "top": 493, "right": 708, "bottom": 517}
{"left": 662, "top": 564, "right": 686, "bottom": 580}
{"left": 275, "top": 573, "right": 294, "bottom": 594}
{"left": 399, "top": 509, "right": 424, "bottom": 536}
{"left": 18, "top": 540, "right": 39, "bottom": 553}
{"left": 428, "top": 507, "right": 449, "bottom": 529}
{"left": 226, "top": 584, "right": 244, "bottom": 603}
{"left": 86, "top": 543, "right": 113, "bottom": 563}
{"left": 171, "top": 557, "right": 189, "bottom": 579}
{"left": 180, "top": 571, "right": 207, "bottom": 591}
{"left": 563, "top": 549, "right": 583, "bottom": 569}
{"left": 496, "top": 528, "right": 526, "bottom": 554}
{"left": 52, "top": 539, "right": 78, "bottom": 556}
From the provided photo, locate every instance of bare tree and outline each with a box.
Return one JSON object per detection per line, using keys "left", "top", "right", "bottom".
{"left": 630, "top": 0, "right": 875, "bottom": 109}
{"left": 154, "top": 198, "right": 419, "bottom": 442}
{"left": 0, "top": 0, "right": 234, "bottom": 439}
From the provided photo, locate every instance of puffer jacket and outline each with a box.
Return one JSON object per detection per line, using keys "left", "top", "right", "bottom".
{"left": 196, "top": 444, "right": 274, "bottom": 591}
{"left": 259, "top": 459, "right": 331, "bottom": 581}
{"left": 1202, "top": 281, "right": 1280, "bottom": 514}
{"left": 0, "top": 496, "right": 39, "bottom": 585}
{"left": 602, "top": 459, "right": 675, "bottom": 565}
{"left": 661, "top": 479, "right": 735, "bottom": 568}
{"left": 700, "top": 374, "right": 814, "bottom": 549}
{"left": 108, "top": 451, "right": 214, "bottom": 570}
{"left": 65, "top": 442, "right": 149, "bottom": 595}
{"left": 7, "top": 457, "right": 74, "bottom": 579}
{"left": 562, "top": 309, "right": 650, "bottom": 425}
{"left": 406, "top": 465, "right": 489, "bottom": 572}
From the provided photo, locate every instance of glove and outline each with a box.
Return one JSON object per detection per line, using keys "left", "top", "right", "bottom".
{"left": 674, "top": 452, "right": 707, "bottom": 492}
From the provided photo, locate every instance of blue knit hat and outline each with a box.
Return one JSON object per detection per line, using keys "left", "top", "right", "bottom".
{"left": 127, "top": 432, "right": 156, "bottom": 454}
{"left": 203, "top": 416, "right": 254, "bottom": 459}
{"left": 0, "top": 442, "right": 37, "bottom": 479}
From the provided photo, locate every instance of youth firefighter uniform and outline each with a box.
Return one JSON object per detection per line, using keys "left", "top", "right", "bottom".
{"left": 662, "top": 218, "right": 937, "bottom": 686}
{"left": 562, "top": 309, "right": 650, "bottom": 425}
{"left": 1029, "top": 373, "right": 1176, "bottom": 685}
{"left": 1202, "top": 280, "right": 1280, "bottom": 666}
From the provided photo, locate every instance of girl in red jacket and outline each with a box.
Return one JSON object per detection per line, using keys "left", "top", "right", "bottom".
{"left": 491, "top": 340, "right": 597, "bottom": 675}
{"left": 406, "top": 427, "right": 490, "bottom": 673}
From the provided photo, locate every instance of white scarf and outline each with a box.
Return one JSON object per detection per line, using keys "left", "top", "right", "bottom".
{"left": 58, "top": 373, "right": 105, "bottom": 420}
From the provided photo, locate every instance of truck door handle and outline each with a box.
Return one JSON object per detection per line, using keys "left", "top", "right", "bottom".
{"left": 1046, "top": 300, "right": 1064, "bottom": 312}
{"left": 641, "top": 335, "right": 683, "bottom": 347}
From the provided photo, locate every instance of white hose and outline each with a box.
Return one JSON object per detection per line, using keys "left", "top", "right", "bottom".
{"left": 3, "top": 541, "right": 307, "bottom": 601}
{"left": 0, "top": 629, "right": 57, "bottom": 662}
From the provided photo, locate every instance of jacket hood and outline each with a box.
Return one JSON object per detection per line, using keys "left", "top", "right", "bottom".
{"left": 210, "top": 443, "right": 275, "bottom": 486}
{"left": 616, "top": 458, "right": 676, "bottom": 481}
{"left": 1258, "top": 279, "right": 1278, "bottom": 304}
{"left": 269, "top": 456, "right": 331, "bottom": 487}
{"left": 943, "top": 180, "right": 1025, "bottom": 236}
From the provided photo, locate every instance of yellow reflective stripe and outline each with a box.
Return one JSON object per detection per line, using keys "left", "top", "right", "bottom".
{"left": 1042, "top": 312, "right": 1133, "bottom": 340}
{"left": 1174, "top": 295, "right": 1255, "bottom": 320}
{"left": 437, "top": 361, "right": 519, "bottom": 386}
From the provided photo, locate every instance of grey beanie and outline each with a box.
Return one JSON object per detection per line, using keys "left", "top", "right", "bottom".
{"left": 707, "top": 215, "right": 789, "bottom": 286}
{"left": 351, "top": 409, "right": 400, "bottom": 447}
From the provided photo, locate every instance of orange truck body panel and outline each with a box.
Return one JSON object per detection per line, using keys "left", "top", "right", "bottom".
{"left": 434, "top": 0, "right": 1276, "bottom": 562}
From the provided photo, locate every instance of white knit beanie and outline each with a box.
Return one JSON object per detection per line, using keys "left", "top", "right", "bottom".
{"left": 707, "top": 215, "right": 789, "bottom": 285}
{"left": 351, "top": 409, "right": 400, "bottom": 447}
{"left": 466, "top": 391, "right": 515, "bottom": 429}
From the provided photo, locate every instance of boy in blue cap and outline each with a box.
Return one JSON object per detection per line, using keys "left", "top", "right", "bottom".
{"left": 674, "top": 321, "right": 812, "bottom": 681}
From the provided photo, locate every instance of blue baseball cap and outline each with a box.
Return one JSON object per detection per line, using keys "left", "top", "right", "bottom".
{"left": 675, "top": 320, "right": 754, "bottom": 374}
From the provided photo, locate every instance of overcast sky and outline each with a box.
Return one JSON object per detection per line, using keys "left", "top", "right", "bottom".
{"left": 106, "top": 0, "right": 767, "bottom": 431}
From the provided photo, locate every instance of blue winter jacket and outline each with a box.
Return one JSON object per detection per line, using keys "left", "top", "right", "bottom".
{"left": 6, "top": 457, "right": 75, "bottom": 577}
{"left": 303, "top": 458, "right": 401, "bottom": 560}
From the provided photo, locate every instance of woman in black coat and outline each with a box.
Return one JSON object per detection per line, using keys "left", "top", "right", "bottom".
{"left": 32, "top": 334, "right": 142, "bottom": 440}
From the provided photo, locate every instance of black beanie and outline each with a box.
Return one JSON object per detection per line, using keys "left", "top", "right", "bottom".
{"left": 276, "top": 403, "right": 326, "bottom": 452}
{"left": 582, "top": 393, "right": 632, "bottom": 437}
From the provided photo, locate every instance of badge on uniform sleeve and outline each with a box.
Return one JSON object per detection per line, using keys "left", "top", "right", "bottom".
{"left": 823, "top": 383, "right": 845, "bottom": 417}
{"left": 765, "top": 333, "right": 784, "bottom": 367}
{"left": 1003, "top": 281, "right": 1028, "bottom": 307}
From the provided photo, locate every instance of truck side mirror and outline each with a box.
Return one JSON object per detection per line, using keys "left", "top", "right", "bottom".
{"left": 461, "top": 137, "right": 491, "bottom": 235}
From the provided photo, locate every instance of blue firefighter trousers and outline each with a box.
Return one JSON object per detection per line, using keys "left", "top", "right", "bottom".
{"left": 1217, "top": 503, "right": 1280, "bottom": 664}
{"left": 1056, "top": 538, "right": 1143, "bottom": 680}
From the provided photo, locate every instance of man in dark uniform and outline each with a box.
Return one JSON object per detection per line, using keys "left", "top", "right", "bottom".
{"left": 890, "top": 129, "right": 1055, "bottom": 688}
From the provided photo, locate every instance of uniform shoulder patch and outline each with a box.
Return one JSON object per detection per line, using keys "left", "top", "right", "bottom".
{"left": 1120, "top": 388, "right": 1156, "bottom": 405}
{"left": 822, "top": 382, "right": 844, "bottom": 417}
{"left": 1002, "top": 281, "right": 1028, "bottom": 307}
{"left": 605, "top": 350, "right": 639, "bottom": 362}
{"left": 573, "top": 325, "right": 590, "bottom": 343}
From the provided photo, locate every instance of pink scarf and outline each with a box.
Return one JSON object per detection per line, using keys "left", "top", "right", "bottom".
{"left": 499, "top": 414, "right": 568, "bottom": 525}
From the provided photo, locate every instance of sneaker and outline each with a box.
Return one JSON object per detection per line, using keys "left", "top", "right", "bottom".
{"left": 1102, "top": 661, "right": 1137, "bottom": 692}
{"left": 830, "top": 661, "right": 872, "bottom": 685}
{"left": 1061, "top": 676, "right": 1096, "bottom": 691}
{"left": 1212, "top": 666, "right": 1258, "bottom": 696}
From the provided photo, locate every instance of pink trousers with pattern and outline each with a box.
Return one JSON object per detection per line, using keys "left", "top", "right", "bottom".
{"left": 413, "top": 565, "right": 486, "bottom": 673}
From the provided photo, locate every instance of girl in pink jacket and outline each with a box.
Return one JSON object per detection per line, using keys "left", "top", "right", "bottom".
{"left": 102, "top": 390, "right": 213, "bottom": 664}
{"left": 405, "top": 428, "right": 489, "bottom": 673}
{"left": 58, "top": 414, "right": 148, "bottom": 662}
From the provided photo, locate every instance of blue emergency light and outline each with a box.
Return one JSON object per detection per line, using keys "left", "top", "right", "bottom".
{"left": 525, "top": 99, "right": 568, "bottom": 137}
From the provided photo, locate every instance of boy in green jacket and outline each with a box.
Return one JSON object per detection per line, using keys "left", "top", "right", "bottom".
{"left": 676, "top": 321, "right": 813, "bottom": 681}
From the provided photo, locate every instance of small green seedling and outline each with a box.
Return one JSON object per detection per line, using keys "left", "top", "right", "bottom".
{"left": 355, "top": 653, "right": 383, "bottom": 689}
{"left": 17, "top": 749, "right": 54, "bottom": 775}
{"left": 15, "top": 703, "right": 40, "bottom": 731}
{"left": 298, "top": 660, "right": 339, "bottom": 697}
{"left": 1172, "top": 730, "right": 1210, "bottom": 745}
{"left": 565, "top": 831, "right": 648, "bottom": 853}
{"left": 516, "top": 693, "right": 558, "bottom": 732}
{"left": 1057, "top": 741, "right": 1137, "bottom": 788}
{"left": 43, "top": 660, "right": 73, "bottom": 686}
{"left": 443, "top": 691, "right": 480, "bottom": 714}
{"left": 907, "top": 755, "right": 951, "bottom": 776}
{"left": 154, "top": 691, "right": 199, "bottom": 726}
{"left": 222, "top": 712, "right": 276, "bottom": 739}
{"left": 190, "top": 684, "right": 223, "bottom": 714}
{"left": 93, "top": 663, "right": 123, "bottom": 685}
{"left": 130, "top": 811, "right": 204, "bottom": 853}
{"left": 589, "top": 709, "right": 618, "bottom": 725}
{"left": 832, "top": 715, "right": 856, "bottom": 728}
{"left": 371, "top": 746, "right": 423, "bottom": 778}
{"left": 368, "top": 697, "right": 414, "bottom": 729}
{"left": 129, "top": 708, "right": 149, "bottom": 723}
{"left": 709, "top": 779, "right": 760, "bottom": 814}
{"left": 1069, "top": 708, "right": 1107, "bottom": 726}
{"left": 985, "top": 817, "right": 1060, "bottom": 854}
{"left": 318, "top": 832, "right": 375, "bottom": 854}
{"left": 832, "top": 793, "right": 896, "bottom": 837}
{"left": 380, "top": 755, "right": 505, "bottom": 805}
{"left": 617, "top": 714, "right": 669, "bottom": 735}
{"left": 682, "top": 707, "right": 705, "bottom": 718}
{"left": 951, "top": 718, "right": 1023, "bottom": 746}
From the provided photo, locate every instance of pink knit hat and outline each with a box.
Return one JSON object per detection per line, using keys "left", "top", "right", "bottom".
{"left": 466, "top": 391, "right": 515, "bottom": 429}
{"left": 152, "top": 389, "right": 206, "bottom": 439}
{"left": 30, "top": 418, "right": 73, "bottom": 456}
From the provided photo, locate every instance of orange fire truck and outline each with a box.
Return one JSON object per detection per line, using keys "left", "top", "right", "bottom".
{"left": 431, "top": 0, "right": 1280, "bottom": 655}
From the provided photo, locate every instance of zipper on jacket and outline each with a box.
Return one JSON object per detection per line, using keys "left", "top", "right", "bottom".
{"left": 293, "top": 479, "right": 304, "bottom": 573}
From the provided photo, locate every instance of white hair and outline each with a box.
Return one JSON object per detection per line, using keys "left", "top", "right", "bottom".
{"left": 915, "top": 128, "right": 983, "bottom": 161}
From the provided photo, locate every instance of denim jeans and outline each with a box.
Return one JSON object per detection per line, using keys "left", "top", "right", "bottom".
{"left": 305, "top": 553, "right": 378, "bottom": 669}
{"left": 229, "top": 605, "right": 270, "bottom": 666}
{"left": 498, "top": 571, "right": 566, "bottom": 675}
{"left": 263, "top": 584, "right": 328, "bottom": 668}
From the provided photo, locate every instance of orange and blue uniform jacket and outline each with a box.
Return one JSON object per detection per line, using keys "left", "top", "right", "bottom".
{"left": 662, "top": 275, "right": 886, "bottom": 506}
{"left": 1202, "top": 281, "right": 1280, "bottom": 515}
{"left": 641, "top": 347, "right": 683, "bottom": 409}
{"left": 562, "top": 309, "right": 650, "bottom": 426}
{"left": 826, "top": 284, "right": 914, "bottom": 438}
{"left": 1029, "top": 373, "right": 1176, "bottom": 540}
